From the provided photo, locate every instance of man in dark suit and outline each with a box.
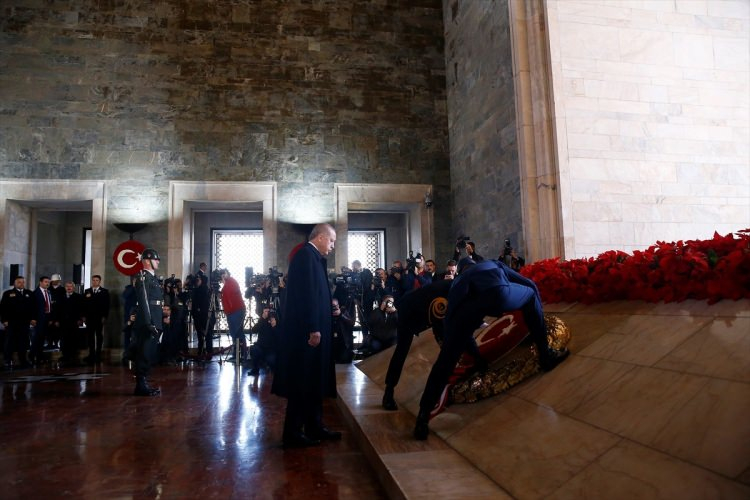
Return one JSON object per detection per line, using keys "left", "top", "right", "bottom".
{"left": 413, "top": 258, "right": 570, "bottom": 440}
{"left": 0, "top": 276, "right": 34, "bottom": 368}
{"left": 58, "top": 281, "right": 84, "bottom": 365}
{"left": 30, "top": 276, "right": 53, "bottom": 365}
{"left": 272, "top": 223, "right": 341, "bottom": 448}
{"left": 381, "top": 278, "right": 452, "bottom": 411}
{"left": 83, "top": 274, "right": 110, "bottom": 364}
{"left": 191, "top": 274, "right": 214, "bottom": 359}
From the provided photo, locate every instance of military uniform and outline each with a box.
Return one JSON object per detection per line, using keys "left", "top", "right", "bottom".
{"left": 0, "top": 286, "right": 34, "bottom": 367}
{"left": 133, "top": 264, "right": 164, "bottom": 395}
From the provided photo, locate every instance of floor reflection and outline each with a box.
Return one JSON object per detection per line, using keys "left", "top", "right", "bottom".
{"left": 0, "top": 360, "right": 387, "bottom": 499}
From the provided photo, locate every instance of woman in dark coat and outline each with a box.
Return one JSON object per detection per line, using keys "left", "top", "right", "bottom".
{"left": 271, "top": 223, "right": 340, "bottom": 448}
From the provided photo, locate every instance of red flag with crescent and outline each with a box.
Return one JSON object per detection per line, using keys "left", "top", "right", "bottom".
{"left": 113, "top": 240, "right": 146, "bottom": 275}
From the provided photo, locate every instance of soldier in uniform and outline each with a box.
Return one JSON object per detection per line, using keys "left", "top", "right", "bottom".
{"left": 132, "top": 248, "right": 165, "bottom": 396}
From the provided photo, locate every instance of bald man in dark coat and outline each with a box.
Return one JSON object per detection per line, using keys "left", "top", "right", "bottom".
{"left": 272, "top": 223, "right": 341, "bottom": 448}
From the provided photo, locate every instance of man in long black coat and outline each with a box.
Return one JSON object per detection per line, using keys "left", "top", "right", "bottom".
{"left": 58, "top": 281, "right": 84, "bottom": 366}
{"left": 1, "top": 276, "right": 34, "bottom": 368}
{"left": 272, "top": 223, "right": 340, "bottom": 448}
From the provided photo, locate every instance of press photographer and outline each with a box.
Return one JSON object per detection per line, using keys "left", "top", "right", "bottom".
{"left": 246, "top": 267, "right": 284, "bottom": 319}
{"left": 331, "top": 298, "right": 355, "bottom": 364}
{"left": 191, "top": 273, "right": 215, "bottom": 360}
{"left": 333, "top": 261, "right": 372, "bottom": 308}
{"left": 248, "top": 306, "right": 279, "bottom": 376}
{"left": 499, "top": 238, "right": 525, "bottom": 271}
{"left": 370, "top": 267, "right": 388, "bottom": 305}
{"left": 366, "top": 295, "right": 398, "bottom": 354}
{"left": 333, "top": 260, "right": 374, "bottom": 343}
{"left": 384, "top": 260, "right": 405, "bottom": 302}
{"left": 453, "top": 236, "right": 484, "bottom": 263}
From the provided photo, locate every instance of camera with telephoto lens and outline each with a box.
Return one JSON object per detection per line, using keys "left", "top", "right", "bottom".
{"left": 334, "top": 267, "right": 364, "bottom": 302}
{"left": 456, "top": 235, "right": 471, "bottom": 249}
{"left": 267, "top": 266, "right": 284, "bottom": 294}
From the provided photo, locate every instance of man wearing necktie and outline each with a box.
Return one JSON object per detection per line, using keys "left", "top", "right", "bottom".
{"left": 30, "top": 276, "right": 53, "bottom": 365}
{"left": 83, "top": 275, "right": 110, "bottom": 364}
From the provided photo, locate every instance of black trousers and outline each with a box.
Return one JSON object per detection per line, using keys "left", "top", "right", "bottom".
{"left": 132, "top": 326, "right": 158, "bottom": 377}
{"left": 384, "top": 326, "right": 416, "bottom": 389}
{"left": 283, "top": 351, "right": 324, "bottom": 437}
{"left": 87, "top": 320, "right": 104, "bottom": 359}
{"left": 3, "top": 322, "right": 29, "bottom": 364}
{"left": 418, "top": 284, "right": 547, "bottom": 414}
{"left": 60, "top": 323, "right": 80, "bottom": 361}
{"left": 30, "top": 315, "right": 50, "bottom": 361}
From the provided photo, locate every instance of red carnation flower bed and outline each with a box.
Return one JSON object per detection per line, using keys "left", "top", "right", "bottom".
{"left": 520, "top": 229, "right": 750, "bottom": 304}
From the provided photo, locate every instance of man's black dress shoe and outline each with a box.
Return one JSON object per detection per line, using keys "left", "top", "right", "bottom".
{"left": 413, "top": 411, "right": 430, "bottom": 441}
{"left": 382, "top": 386, "right": 398, "bottom": 411}
{"left": 308, "top": 427, "right": 342, "bottom": 441}
{"left": 539, "top": 347, "right": 570, "bottom": 372}
{"left": 134, "top": 376, "right": 161, "bottom": 396}
{"left": 283, "top": 433, "right": 320, "bottom": 449}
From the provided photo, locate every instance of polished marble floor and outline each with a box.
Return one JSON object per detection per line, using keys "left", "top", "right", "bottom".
{"left": 2, "top": 299, "right": 748, "bottom": 500}
{"left": 0, "top": 359, "right": 386, "bottom": 500}
{"left": 349, "top": 299, "right": 750, "bottom": 499}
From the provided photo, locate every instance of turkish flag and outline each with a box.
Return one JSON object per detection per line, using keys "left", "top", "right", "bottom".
{"left": 113, "top": 240, "right": 146, "bottom": 275}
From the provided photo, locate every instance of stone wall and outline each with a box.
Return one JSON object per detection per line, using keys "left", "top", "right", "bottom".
{"left": 443, "top": 0, "right": 523, "bottom": 259}
{"left": 547, "top": 0, "right": 750, "bottom": 257}
{"left": 0, "top": 0, "right": 451, "bottom": 269}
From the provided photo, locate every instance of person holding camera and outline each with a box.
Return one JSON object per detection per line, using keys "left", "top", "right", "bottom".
{"left": 191, "top": 274, "right": 214, "bottom": 360}
{"left": 384, "top": 261, "right": 406, "bottom": 304}
{"left": 248, "top": 307, "right": 279, "bottom": 376}
{"left": 499, "top": 239, "right": 526, "bottom": 271}
{"left": 369, "top": 268, "right": 387, "bottom": 306}
{"left": 132, "top": 248, "right": 165, "bottom": 396}
{"left": 220, "top": 269, "right": 246, "bottom": 353}
{"left": 453, "top": 238, "right": 484, "bottom": 263}
{"left": 331, "top": 298, "right": 355, "bottom": 363}
{"left": 443, "top": 259, "right": 458, "bottom": 280}
{"left": 367, "top": 295, "right": 399, "bottom": 354}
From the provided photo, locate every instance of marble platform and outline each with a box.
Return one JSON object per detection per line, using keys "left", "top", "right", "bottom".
{"left": 336, "top": 299, "right": 750, "bottom": 499}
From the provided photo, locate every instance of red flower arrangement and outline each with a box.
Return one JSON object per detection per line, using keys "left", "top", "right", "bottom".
{"left": 520, "top": 229, "right": 750, "bottom": 304}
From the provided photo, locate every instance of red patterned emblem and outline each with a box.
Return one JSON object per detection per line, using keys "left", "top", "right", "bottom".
{"left": 113, "top": 240, "right": 146, "bottom": 275}
{"left": 449, "top": 311, "right": 529, "bottom": 383}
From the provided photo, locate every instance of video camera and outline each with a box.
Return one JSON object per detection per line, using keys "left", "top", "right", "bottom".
{"left": 334, "top": 266, "right": 364, "bottom": 301}
{"left": 404, "top": 250, "right": 423, "bottom": 272}
{"left": 245, "top": 267, "right": 284, "bottom": 296}
{"left": 209, "top": 268, "right": 224, "bottom": 292}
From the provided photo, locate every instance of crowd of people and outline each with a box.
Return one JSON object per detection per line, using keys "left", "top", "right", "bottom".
{"left": 1, "top": 273, "right": 111, "bottom": 369}
{"left": 0, "top": 229, "right": 568, "bottom": 443}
